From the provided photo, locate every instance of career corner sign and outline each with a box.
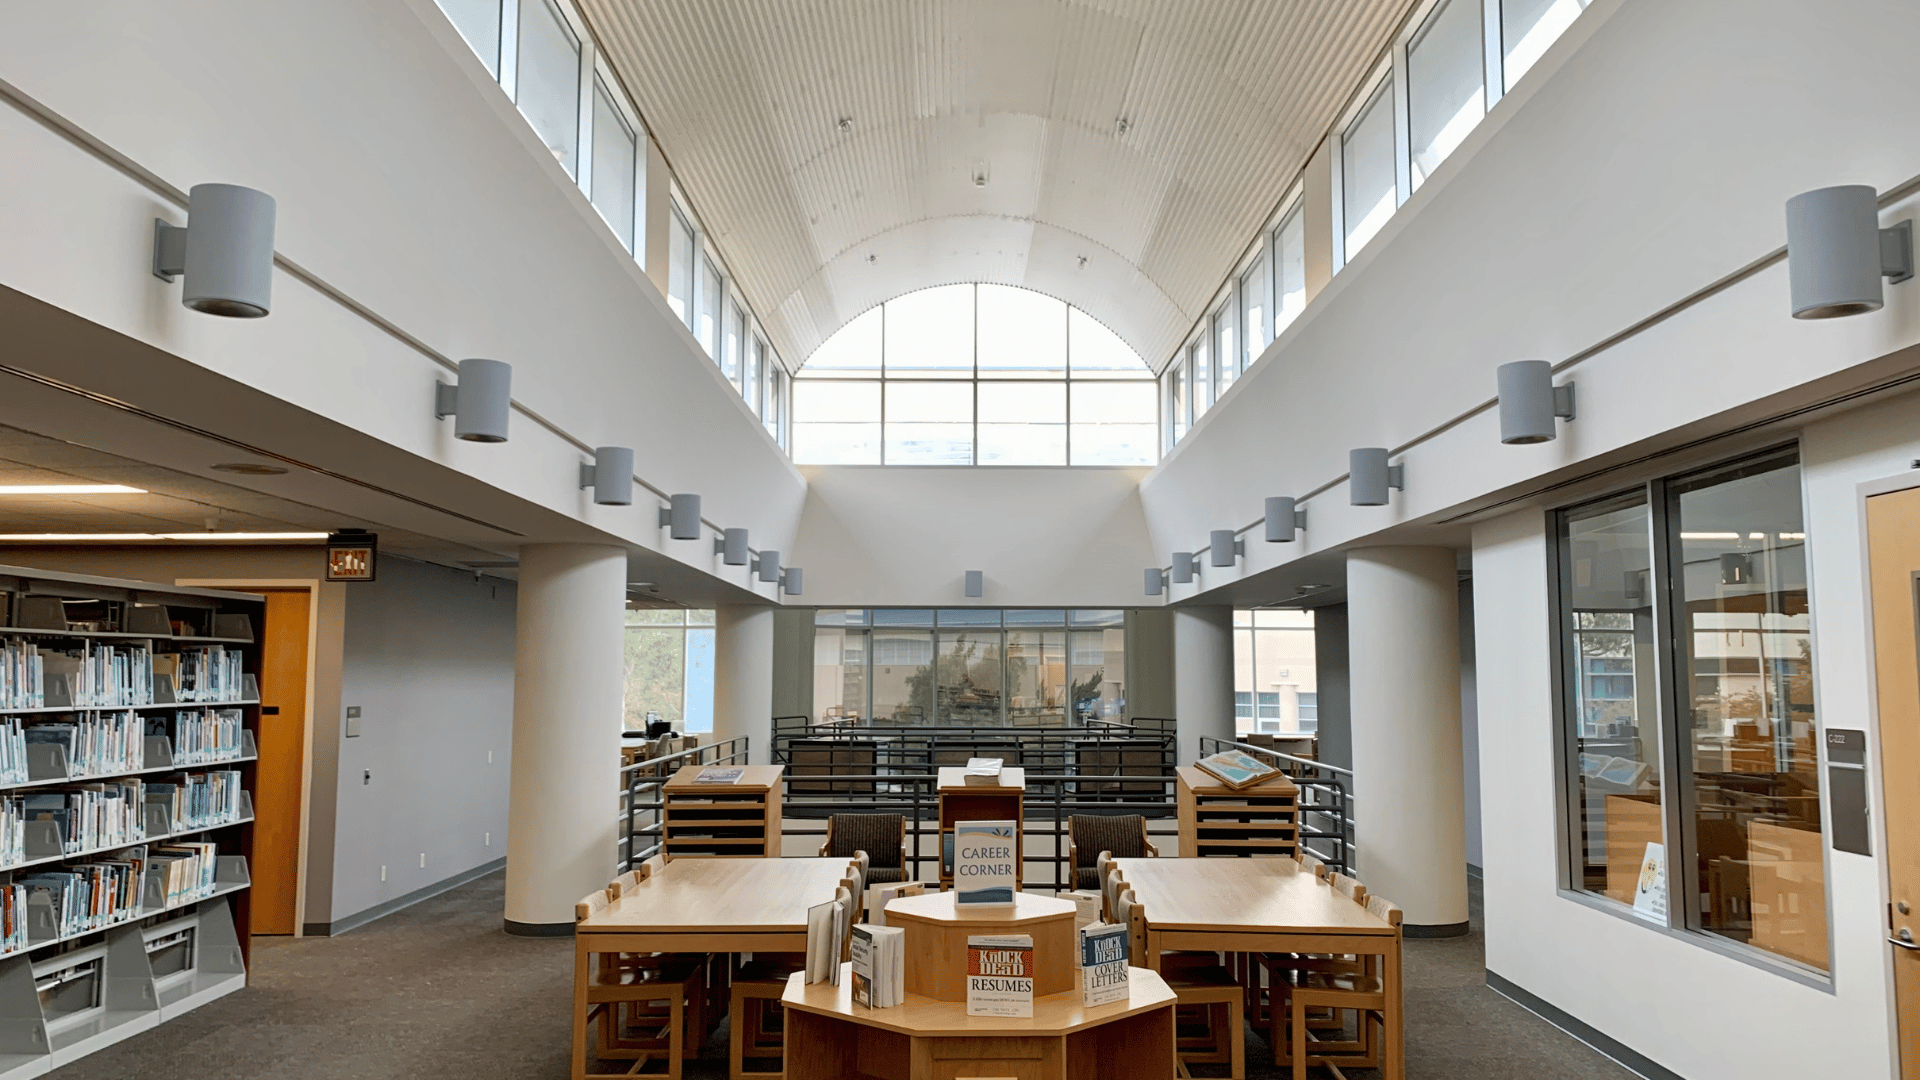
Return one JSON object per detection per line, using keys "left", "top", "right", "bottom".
{"left": 953, "top": 819, "right": 1017, "bottom": 905}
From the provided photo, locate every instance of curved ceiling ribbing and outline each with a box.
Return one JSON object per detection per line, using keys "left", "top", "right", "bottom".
{"left": 580, "top": 0, "right": 1409, "bottom": 371}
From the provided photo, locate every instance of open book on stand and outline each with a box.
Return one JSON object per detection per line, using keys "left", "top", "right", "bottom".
{"left": 1193, "top": 748, "right": 1281, "bottom": 790}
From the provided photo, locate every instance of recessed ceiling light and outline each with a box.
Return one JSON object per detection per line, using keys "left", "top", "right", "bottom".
{"left": 0, "top": 484, "right": 146, "bottom": 495}
{"left": 0, "top": 531, "right": 329, "bottom": 542}
{"left": 211, "top": 462, "right": 289, "bottom": 476}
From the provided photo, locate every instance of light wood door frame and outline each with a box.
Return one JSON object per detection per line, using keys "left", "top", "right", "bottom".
{"left": 177, "top": 578, "right": 320, "bottom": 938}
{"left": 1859, "top": 473, "right": 1920, "bottom": 1079}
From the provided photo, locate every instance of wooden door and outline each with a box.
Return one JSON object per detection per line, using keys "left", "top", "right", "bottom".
{"left": 1867, "top": 486, "right": 1920, "bottom": 1077}
{"left": 251, "top": 588, "right": 311, "bottom": 934}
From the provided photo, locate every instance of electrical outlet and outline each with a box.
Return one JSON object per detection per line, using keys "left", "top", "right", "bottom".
{"left": 419, "top": 852, "right": 426, "bottom": 869}
{"left": 487, "top": 750, "right": 493, "bottom": 764}
{"left": 380, "top": 865, "right": 387, "bottom": 882}
{"left": 485, "top": 832, "right": 491, "bottom": 847}
{"left": 363, "top": 770, "right": 371, "bottom": 785}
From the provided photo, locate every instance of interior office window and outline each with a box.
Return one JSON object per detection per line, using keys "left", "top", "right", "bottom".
{"left": 1213, "top": 304, "right": 1236, "bottom": 395}
{"left": 515, "top": 0, "right": 581, "bottom": 178}
{"left": 977, "top": 285, "right": 1065, "bottom": 379}
{"left": 1667, "top": 449, "right": 1824, "bottom": 969}
{"left": 667, "top": 207, "right": 694, "bottom": 324}
{"left": 589, "top": 79, "right": 637, "bottom": 250}
{"left": 791, "top": 380, "right": 880, "bottom": 464}
{"left": 696, "top": 255, "right": 722, "bottom": 358}
{"left": 1408, "top": 0, "right": 1486, "bottom": 190}
{"left": 1502, "top": 0, "right": 1590, "bottom": 90}
{"left": 1069, "top": 382, "right": 1157, "bottom": 466}
{"left": 1241, "top": 252, "right": 1270, "bottom": 369}
{"left": 436, "top": 0, "right": 502, "bottom": 76}
{"left": 806, "top": 307, "right": 884, "bottom": 378}
{"left": 884, "top": 380, "right": 973, "bottom": 465}
{"left": 885, "top": 285, "right": 974, "bottom": 378}
{"left": 1275, "top": 206, "right": 1307, "bottom": 332}
{"left": 1557, "top": 492, "right": 1661, "bottom": 904}
{"left": 1342, "top": 76, "right": 1398, "bottom": 260}
{"left": 721, "top": 301, "right": 744, "bottom": 385}
{"left": 977, "top": 381, "right": 1066, "bottom": 466}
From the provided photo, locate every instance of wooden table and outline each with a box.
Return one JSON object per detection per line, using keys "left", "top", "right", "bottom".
{"left": 572, "top": 857, "right": 852, "bottom": 1078}
{"left": 884, "top": 891, "right": 1077, "bottom": 1001}
{"left": 1114, "top": 856, "right": 1403, "bottom": 1080}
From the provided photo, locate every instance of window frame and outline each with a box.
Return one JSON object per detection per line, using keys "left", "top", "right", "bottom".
{"left": 1548, "top": 440, "right": 1836, "bottom": 989}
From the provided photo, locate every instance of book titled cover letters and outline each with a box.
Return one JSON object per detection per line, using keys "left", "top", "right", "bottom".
{"left": 1079, "top": 923, "right": 1130, "bottom": 1007}
{"left": 953, "top": 820, "right": 1017, "bottom": 905}
{"left": 966, "top": 934, "right": 1034, "bottom": 1017}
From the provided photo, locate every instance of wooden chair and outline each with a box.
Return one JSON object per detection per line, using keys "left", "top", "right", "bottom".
{"left": 1327, "top": 873, "right": 1367, "bottom": 905}
{"left": 819, "top": 815, "right": 909, "bottom": 884}
{"left": 1066, "top": 815, "right": 1158, "bottom": 890}
{"left": 1278, "top": 894, "right": 1403, "bottom": 1080}
{"left": 1296, "top": 850, "right": 1327, "bottom": 879}
{"left": 1119, "top": 889, "right": 1244, "bottom": 1080}
{"left": 574, "top": 878, "right": 706, "bottom": 1080}
{"left": 728, "top": 876, "right": 857, "bottom": 1080}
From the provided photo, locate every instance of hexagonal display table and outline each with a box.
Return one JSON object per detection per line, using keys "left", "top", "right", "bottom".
{"left": 883, "top": 891, "right": 1078, "bottom": 1002}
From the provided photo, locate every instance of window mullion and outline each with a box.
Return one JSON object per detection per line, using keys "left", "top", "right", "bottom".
{"left": 1648, "top": 477, "right": 1701, "bottom": 933}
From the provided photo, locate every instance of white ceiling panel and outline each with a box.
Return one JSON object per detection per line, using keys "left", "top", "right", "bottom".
{"left": 580, "top": 0, "right": 1409, "bottom": 368}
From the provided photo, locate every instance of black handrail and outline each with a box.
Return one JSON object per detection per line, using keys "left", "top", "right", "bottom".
{"left": 1199, "top": 735, "right": 1354, "bottom": 874}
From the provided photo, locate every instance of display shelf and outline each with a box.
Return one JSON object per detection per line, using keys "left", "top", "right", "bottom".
{"left": 1176, "top": 765, "right": 1300, "bottom": 858}
{"left": 0, "top": 700, "right": 258, "bottom": 716}
{"left": 10, "top": 862, "right": 250, "bottom": 957}
{"left": 0, "top": 811, "right": 253, "bottom": 881}
{"left": 0, "top": 629, "right": 253, "bottom": 646}
{"left": 936, "top": 766, "right": 1025, "bottom": 889}
{"left": 660, "top": 765, "right": 783, "bottom": 860}
{"left": 0, "top": 749, "right": 256, "bottom": 795}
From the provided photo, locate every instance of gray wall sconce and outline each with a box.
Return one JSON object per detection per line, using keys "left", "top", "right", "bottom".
{"left": 754, "top": 550, "right": 781, "bottom": 583}
{"left": 715, "top": 528, "right": 750, "bottom": 565}
{"left": 781, "top": 567, "right": 804, "bottom": 595}
{"left": 1350, "top": 448, "right": 1404, "bottom": 506}
{"left": 1209, "top": 530, "right": 1245, "bottom": 567}
{"left": 965, "top": 570, "right": 984, "bottom": 598}
{"left": 1265, "top": 496, "right": 1308, "bottom": 543}
{"left": 578, "top": 446, "right": 634, "bottom": 505}
{"left": 434, "top": 358, "right": 513, "bottom": 443}
{"left": 1496, "top": 361, "right": 1576, "bottom": 444}
{"left": 1144, "top": 568, "right": 1166, "bottom": 596}
{"left": 659, "top": 494, "right": 701, "bottom": 540}
{"left": 1786, "top": 184, "right": 1913, "bottom": 319}
{"left": 152, "top": 183, "right": 276, "bottom": 317}
{"left": 1170, "top": 552, "right": 1199, "bottom": 584}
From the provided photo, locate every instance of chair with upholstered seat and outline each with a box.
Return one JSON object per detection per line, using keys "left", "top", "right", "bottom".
{"left": 1066, "top": 815, "right": 1157, "bottom": 890}
{"left": 818, "top": 814, "right": 909, "bottom": 884}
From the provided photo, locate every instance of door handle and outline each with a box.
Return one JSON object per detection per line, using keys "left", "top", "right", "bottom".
{"left": 1892, "top": 928, "right": 1920, "bottom": 951}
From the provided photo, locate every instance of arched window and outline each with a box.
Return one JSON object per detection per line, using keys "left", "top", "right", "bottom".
{"left": 791, "top": 284, "right": 1158, "bottom": 466}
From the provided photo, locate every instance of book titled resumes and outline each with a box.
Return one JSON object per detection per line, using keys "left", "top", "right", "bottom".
{"left": 966, "top": 934, "right": 1034, "bottom": 1016}
{"left": 953, "top": 820, "right": 1017, "bottom": 906}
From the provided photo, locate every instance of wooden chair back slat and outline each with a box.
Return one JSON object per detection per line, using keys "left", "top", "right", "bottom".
{"left": 1365, "top": 893, "right": 1404, "bottom": 929}
{"left": 1328, "top": 872, "right": 1367, "bottom": 905}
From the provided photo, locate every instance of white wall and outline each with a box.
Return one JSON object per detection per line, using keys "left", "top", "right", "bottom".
{"left": 789, "top": 465, "right": 1155, "bottom": 607}
{"left": 333, "top": 557, "right": 516, "bottom": 926}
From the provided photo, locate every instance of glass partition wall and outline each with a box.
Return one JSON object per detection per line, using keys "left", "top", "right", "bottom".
{"left": 1554, "top": 446, "right": 1827, "bottom": 974}
{"left": 812, "top": 609, "right": 1128, "bottom": 726}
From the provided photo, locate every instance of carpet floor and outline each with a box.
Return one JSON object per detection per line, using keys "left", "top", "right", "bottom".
{"left": 50, "top": 872, "right": 1637, "bottom": 1080}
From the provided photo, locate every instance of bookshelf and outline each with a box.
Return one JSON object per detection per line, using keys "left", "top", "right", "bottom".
{"left": 1175, "top": 765, "right": 1299, "bottom": 858}
{"left": 0, "top": 565, "right": 266, "bottom": 1079}
{"left": 659, "top": 764, "right": 783, "bottom": 860}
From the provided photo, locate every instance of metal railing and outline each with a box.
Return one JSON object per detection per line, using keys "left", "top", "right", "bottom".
{"left": 771, "top": 717, "right": 1176, "bottom": 799}
{"left": 1200, "top": 735, "right": 1354, "bottom": 873}
{"left": 619, "top": 736, "right": 751, "bottom": 871}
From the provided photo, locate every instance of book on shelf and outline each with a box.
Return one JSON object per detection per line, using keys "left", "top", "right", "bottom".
{"left": 0, "top": 882, "right": 24, "bottom": 955}
{"left": 866, "top": 880, "right": 924, "bottom": 926}
{"left": 0, "top": 638, "right": 44, "bottom": 710}
{"left": 26, "top": 711, "right": 142, "bottom": 775}
{"left": 804, "top": 896, "right": 844, "bottom": 985}
{"left": 952, "top": 820, "right": 1017, "bottom": 906}
{"left": 1079, "top": 922, "right": 1131, "bottom": 1007}
{"left": 961, "top": 757, "right": 1004, "bottom": 786}
{"left": 146, "top": 708, "right": 243, "bottom": 766}
{"left": 691, "top": 766, "right": 744, "bottom": 784}
{"left": 965, "top": 934, "right": 1033, "bottom": 1017}
{"left": 146, "top": 769, "right": 244, "bottom": 832}
{"left": 1063, "top": 890, "right": 1101, "bottom": 967}
{"left": 1193, "top": 748, "right": 1282, "bottom": 791}
{"left": 24, "top": 780, "right": 145, "bottom": 854}
{"left": 0, "top": 717, "right": 26, "bottom": 785}
{"left": 850, "top": 922, "right": 904, "bottom": 1008}
{"left": 149, "top": 840, "right": 219, "bottom": 908}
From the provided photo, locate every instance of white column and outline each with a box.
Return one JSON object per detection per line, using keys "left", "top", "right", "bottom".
{"left": 1347, "top": 546, "right": 1469, "bottom": 934}
{"left": 503, "top": 543, "right": 627, "bottom": 934}
{"left": 713, "top": 604, "right": 775, "bottom": 765}
{"left": 1173, "top": 606, "right": 1234, "bottom": 766}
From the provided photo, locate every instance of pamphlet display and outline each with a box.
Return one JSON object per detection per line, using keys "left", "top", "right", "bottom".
{"left": 1631, "top": 842, "right": 1667, "bottom": 922}
{"left": 1079, "top": 923, "right": 1130, "bottom": 1007}
{"left": 952, "top": 820, "right": 1017, "bottom": 906}
{"left": 965, "top": 934, "right": 1034, "bottom": 1017}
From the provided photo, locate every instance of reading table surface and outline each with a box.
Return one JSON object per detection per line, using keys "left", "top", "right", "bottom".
{"left": 1175, "top": 763, "right": 1299, "bottom": 798}
{"left": 935, "top": 765, "right": 1026, "bottom": 793}
{"left": 661, "top": 763, "right": 785, "bottom": 793}
{"left": 575, "top": 856, "right": 847, "bottom": 938}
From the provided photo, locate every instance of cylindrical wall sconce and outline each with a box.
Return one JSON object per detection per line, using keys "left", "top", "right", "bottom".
{"left": 1786, "top": 184, "right": 1913, "bottom": 318}
{"left": 1209, "top": 530, "right": 1244, "bottom": 567}
{"left": 434, "top": 358, "right": 513, "bottom": 443}
{"left": 152, "top": 183, "right": 277, "bottom": 317}
{"left": 1144, "top": 568, "right": 1165, "bottom": 596}
{"left": 715, "top": 528, "right": 750, "bottom": 565}
{"left": 1350, "top": 448, "right": 1404, "bottom": 506}
{"left": 1170, "top": 552, "right": 1196, "bottom": 584}
{"left": 964, "top": 570, "right": 984, "bottom": 598}
{"left": 1265, "top": 496, "right": 1307, "bottom": 543}
{"left": 781, "top": 568, "right": 804, "bottom": 595}
{"left": 755, "top": 551, "right": 781, "bottom": 583}
{"left": 659, "top": 494, "right": 701, "bottom": 540}
{"left": 578, "top": 446, "right": 634, "bottom": 505}
{"left": 1496, "top": 361, "right": 1576, "bottom": 444}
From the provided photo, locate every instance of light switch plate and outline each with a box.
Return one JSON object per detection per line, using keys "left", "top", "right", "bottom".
{"left": 345, "top": 705, "right": 362, "bottom": 738}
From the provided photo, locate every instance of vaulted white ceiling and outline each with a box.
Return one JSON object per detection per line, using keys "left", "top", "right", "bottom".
{"left": 580, "top": 0, "right": 1409, "bottom": 371}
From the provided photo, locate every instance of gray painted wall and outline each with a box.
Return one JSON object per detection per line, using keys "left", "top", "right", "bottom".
{"left": 1312, "top": 604, "right": 1351, "bottom": 772}
{"left": 327, "top": 557, "right": 516, "bottom": 927}
{"left": 1124, "top": 609, "right": 1175, "bottom": 722}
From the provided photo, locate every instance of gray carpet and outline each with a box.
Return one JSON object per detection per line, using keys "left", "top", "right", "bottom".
{"left": 51, "top": 872, "right": 1637, "bottom": 1079}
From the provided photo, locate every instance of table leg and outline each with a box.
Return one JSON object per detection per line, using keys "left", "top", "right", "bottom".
{"left": 1382, "top": 935, "right": 1404, "bottom": 1080}
{"left": 572, "top": 939, "right": 591, "bottom": 1080}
